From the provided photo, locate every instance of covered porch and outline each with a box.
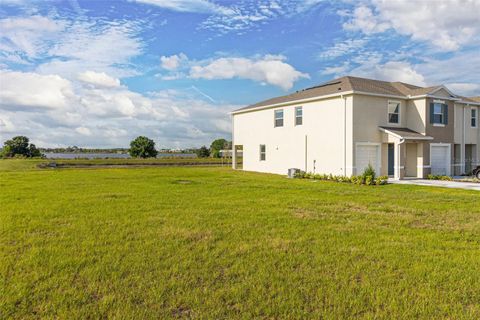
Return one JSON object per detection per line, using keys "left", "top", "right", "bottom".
{"left": 379, "top": 127, "right": 434, "bottom": 180}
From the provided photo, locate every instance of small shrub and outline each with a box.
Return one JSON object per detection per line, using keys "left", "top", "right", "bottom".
{"left": 365, "top": 175, "right": 374, "bottom": 186}
{"left": 362, "top": 164, "right": 376, "bottom": 181}
{"left": 294, "top": 170, "right": 387, "bottom": 186}
{"left": 294, "top": 171, "right": 306, "bottom": 178}
{"left": 356, "top": 175, "right": 365, "bottom": 185}
{"left": 427, "top": 174, "right": 452, "bottom": 181}
{"left": 376, "top": 176, "right": 388, "bottom": 185}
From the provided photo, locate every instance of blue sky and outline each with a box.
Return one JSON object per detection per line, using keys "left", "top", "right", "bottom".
{"left": 0, "top": 0, "right": 479, "bottom": 148}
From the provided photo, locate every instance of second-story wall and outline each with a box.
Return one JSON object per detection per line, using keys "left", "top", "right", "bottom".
{"left": 406, "top": 99, "right": 426, "bottom": 134}
{"left": 352, "top": 95, "right": 412, "bottom": 176}
{"left": 233, "top": 95, "right": 354, "bottom": 175}
{"left": 455, "top": 103, "right": 480, "bottom": 145}
{"left": 425, "top": 98, "right": 455, "bottom": 143}
{"left": 352, "top": 94, "right": 408, "bottom": 142}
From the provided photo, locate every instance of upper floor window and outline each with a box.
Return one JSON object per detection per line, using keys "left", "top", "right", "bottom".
{"left": 259, "top": 144, "right": 266, "bottom": 161}
{"left": 274, "top": 109, "right": 284, "bottom": 127}
{"left": 388, "top": 101, "right": 400, "bottom": 124}
{"left": 430, "top": 102, "right": 448, "bottom": 125}
{"left": 295, "top": 107, "right": 303, "bottom": 126}
{"left": 472, "top": 108, "right": 478, "bottom": 128}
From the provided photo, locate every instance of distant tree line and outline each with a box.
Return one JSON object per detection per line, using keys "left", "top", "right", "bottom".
{"left": 128, "top": 136, "right": 231, "bottom": 159}
{"left": 195, "top": 138, "right": 232, "bottom": 158}
{"left": 39, "top": 146, "right": 129, "bottom": 154}
{"left": 0, "top": 136, "right": 43, "bottom": 158}
{"left": 1, "top": 135, "right": 232, "bottom": 159}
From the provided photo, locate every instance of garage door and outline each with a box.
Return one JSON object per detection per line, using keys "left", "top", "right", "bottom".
{"left": 356, "top": 144, "right": 379, "bottom": 175}
{"left": 431, "top": 145, "right": 450, "bottom": 176}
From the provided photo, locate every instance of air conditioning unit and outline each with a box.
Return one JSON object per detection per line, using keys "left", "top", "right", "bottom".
{"left": 287, "top": 168, "right": 300, "bottom": 178}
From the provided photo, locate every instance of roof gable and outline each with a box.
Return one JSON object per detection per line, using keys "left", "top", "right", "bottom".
{"left": 428, "top": 86, "right": 457, "bottom": 98}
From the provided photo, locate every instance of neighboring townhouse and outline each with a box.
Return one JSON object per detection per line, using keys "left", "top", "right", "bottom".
{"left": 231, "top": 76, "right": 480, "bottom": 179}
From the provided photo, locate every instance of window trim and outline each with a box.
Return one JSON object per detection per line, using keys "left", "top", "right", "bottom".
{"left": 259, "top": 144, "right": 266, "bottom": 161}
{"left": 433, "top": 102, "right": 445, "bottom": 126}
{"left": 471, "top": 107, "right": 478, "bottom": 128}
{"left": 295, "top": 106, "right": 303, "bottom": 126}
{"left": 387, "top": 100, "right": 401, "bottom": 125}
{"left": 274, "top": 109, "right": 284, "bottom": 127}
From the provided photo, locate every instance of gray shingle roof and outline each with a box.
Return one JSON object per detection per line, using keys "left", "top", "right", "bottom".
{"left": 379, "top": 126, "right": 433, "bottom": 140}
{"left": 234, "top": 76, "right": 448, "bottom": 113}
{"left": 468, "top": 96, "right": 480, "bottom": 103}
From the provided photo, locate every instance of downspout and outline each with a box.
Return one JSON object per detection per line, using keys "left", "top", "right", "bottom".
{"left": 305, "top": 135, "right": 308, "bottom": 172}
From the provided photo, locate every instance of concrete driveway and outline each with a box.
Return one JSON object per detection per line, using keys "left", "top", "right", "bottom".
{"left": 389, "top": 179, "right": 480, "bottom": 191}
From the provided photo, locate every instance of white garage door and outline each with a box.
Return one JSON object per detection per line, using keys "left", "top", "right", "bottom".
{"left": 431, "top": 145, "right": 451, "bottom": 176}
{"left": 356, "top": 144, "right": 380, "bottom": 175}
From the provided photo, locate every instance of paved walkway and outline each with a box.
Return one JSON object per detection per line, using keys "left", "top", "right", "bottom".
{"left": 389, "top": 179, "right": 480, "bottom": 191}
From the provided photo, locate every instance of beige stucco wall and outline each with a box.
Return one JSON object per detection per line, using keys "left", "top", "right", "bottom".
{"left": 233, "top": 95, "right": 354, "bottom": 176}
{"left": 353, "top": 95, "right": 408, "bottom": 141}
{"left": 405, "top": 143, "right": 417, "bottom": 177}
{"left": 421, "top": 98, "right": 455, "bottom": 175}
{"left": 407, "top": 99, "right": 426, "bottom": 134}
{"left": 425, "top": 98, "right": 455, "bottom": 144}
{"left": 454, "top": 102, "right": 480, "bottom": 169}
{"left": 455, "top": 104, "right": 480, "bottom": 144}
{"left": 352, "top": 94, "right": 411, "bottom": 176}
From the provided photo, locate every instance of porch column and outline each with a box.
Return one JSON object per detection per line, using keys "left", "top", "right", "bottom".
{"left": 394, "top": 140, "right": 406, "bottom": 180}
{"left": 416, "top": 143, "right": 425, "bottom": 178}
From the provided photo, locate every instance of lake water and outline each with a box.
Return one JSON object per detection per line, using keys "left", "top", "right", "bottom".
{"left": 44, "top": 153, "right": 197, "bottom": 159}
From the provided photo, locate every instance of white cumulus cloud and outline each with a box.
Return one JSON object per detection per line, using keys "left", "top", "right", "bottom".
{"left": 160, "top": 53, "right": 187, "bottom": 71}
{"left": 342, "top": 0, "right": 480, "bottom": 51}
{"left": 75, "top": 126, "right": 92, "bottom": 136}
{"left": 0, "top": 70, "right": 75, "bottom": 109}
{"left": 343, "top": 6, "right": 389, "bottom": 35}
{"left": 78, "top": 71, "right": 121, "bottom": 88}
{"left": 189, "top": 55, "right": 309, "bottom": 90}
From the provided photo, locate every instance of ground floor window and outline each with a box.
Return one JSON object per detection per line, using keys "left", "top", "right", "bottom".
{"left": 259, "top": 144, "right": 266, "bottom": 161}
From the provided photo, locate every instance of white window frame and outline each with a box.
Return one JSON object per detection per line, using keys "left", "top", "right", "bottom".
{"left": 295, "top": 106, "right": 303, "bottom": 126}
{"left": 433, "top": 102, "right": 445, "bottom": 126}
{"left": 387, "top": 100, "right": 401, "bottom": 125}
{"left": 259, "top": 144, "right": 266, "bottom": 161}
{"left": 471, "top": 107, "right": 478, "bottom": 128}
{"left": 274, "top": 109, "right": 284, "bottom": 127}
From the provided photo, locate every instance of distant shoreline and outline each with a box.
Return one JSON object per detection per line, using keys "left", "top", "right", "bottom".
{"left": 43, "top": 152, "right": 197, "bottom": 159}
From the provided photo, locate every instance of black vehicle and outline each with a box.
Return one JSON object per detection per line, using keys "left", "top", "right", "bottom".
{"left": 473, "top": 166, "right": 480, "bottom": 179}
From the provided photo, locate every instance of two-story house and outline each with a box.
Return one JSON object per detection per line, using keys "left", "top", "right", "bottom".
{"left": 231, "top": 76, "right": 480, "bottom": 179}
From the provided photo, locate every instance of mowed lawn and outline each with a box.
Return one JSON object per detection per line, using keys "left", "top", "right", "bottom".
{"left": 1, "top": 161, "right": 480, "bottom": 319}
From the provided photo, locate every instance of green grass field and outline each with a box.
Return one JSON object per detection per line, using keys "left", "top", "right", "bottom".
{"left": 0, "top": 157, "right": 229, "bottom": 172}
{"left": 1, "top": 160, "right": 480, "bottom": 319}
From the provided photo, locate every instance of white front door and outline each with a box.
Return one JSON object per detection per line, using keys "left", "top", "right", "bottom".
{"left": 431, "top": 144, "right": 451, "bottom": 176}
{"left": 356, "top": 144, "right": 380, "bottom": 175}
